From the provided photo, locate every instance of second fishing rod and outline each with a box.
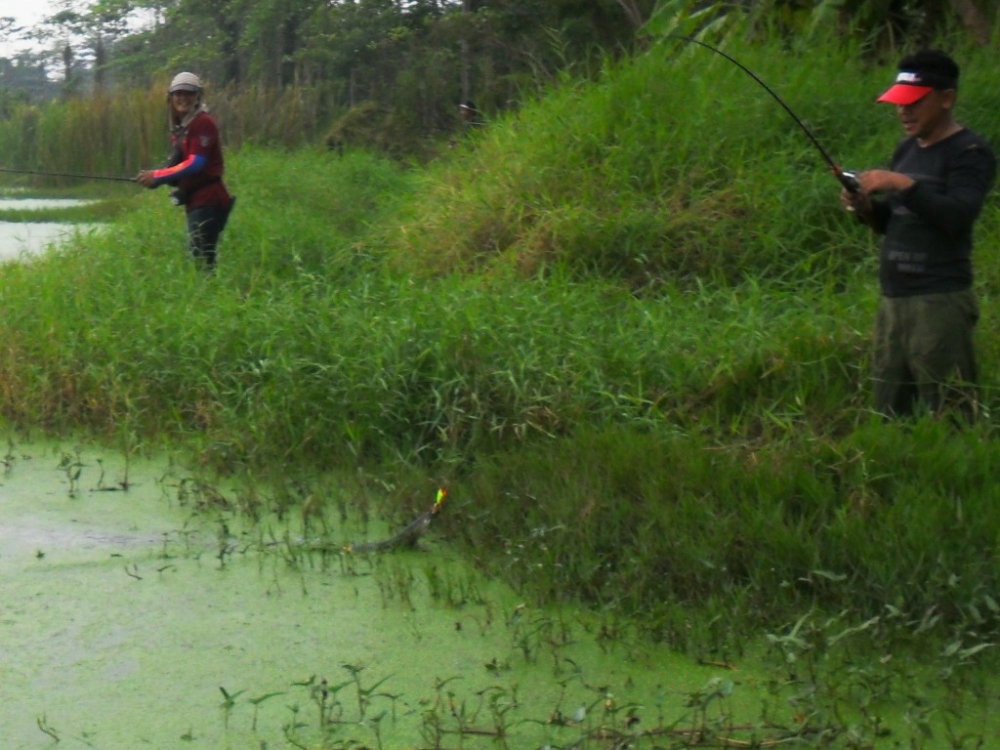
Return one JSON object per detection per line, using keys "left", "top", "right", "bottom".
{"left": 674, "top": 35, "right": 861, "bottom": 194}
{"left": 0, "top": 166, "right": 137, "bottom": 183}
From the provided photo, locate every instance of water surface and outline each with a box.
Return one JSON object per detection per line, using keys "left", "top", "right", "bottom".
{"left": 0, "top": 197, "right": 100, "bottom": 262}
{"left": 0, "top": 223, "right": 98, "bottom": 263}
{"left": 2, "top": 437, "right": 998, "bottom": 749}
{"left": 0, "top": 198, "right": 96, "bottom": 211}
{"left": 0, "top": 439, "right": 748, "bottom": 749}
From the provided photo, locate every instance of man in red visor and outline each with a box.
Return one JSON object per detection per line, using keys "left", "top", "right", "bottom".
{"left": 842, "top": 50, "right": 996, "bottom": 421}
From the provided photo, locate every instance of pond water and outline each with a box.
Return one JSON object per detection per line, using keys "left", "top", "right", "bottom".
{"left": 0, "top": 198, "right": 99, "bottom": 263}
{"left": 2, "top": 437, "right": 999, "bottom": 749}
{"left": 0, "top": 438, "right": 758, "bottom": 749}
{"left": 0, "top": 223, "right": 100, "bottom": 263}
{"left": 0, "top": 198, "right": 96, "bottom": 212}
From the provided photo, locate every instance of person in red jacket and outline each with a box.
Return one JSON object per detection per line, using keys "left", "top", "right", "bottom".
{"left": 137, "top": 72, "right": 235, "bottom": 270}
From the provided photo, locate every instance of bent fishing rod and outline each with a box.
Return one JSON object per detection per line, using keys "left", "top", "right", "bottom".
{"left": 0, "top": 166, "right": 136, "bottom": 183}
{"left": 675, "top": 35, "right": 860, "bottom": 193}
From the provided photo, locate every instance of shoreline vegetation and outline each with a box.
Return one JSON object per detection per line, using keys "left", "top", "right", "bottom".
{"left": 0, "top": 199, "right": 134, "bottom": 224}
{"left": 2, "top": 32, "right": 1000, "bottom": 738}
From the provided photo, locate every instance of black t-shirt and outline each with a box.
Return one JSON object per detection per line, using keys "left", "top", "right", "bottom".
{"left": 873, "top": 128, "right": 996, "bottom": 297}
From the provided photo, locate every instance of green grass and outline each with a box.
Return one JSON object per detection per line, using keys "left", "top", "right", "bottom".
{"left": 2, "top": 34, "right": 1000, "bottom": 662}
{"left": 382, "top": 38, "right": 894, "bottom": 287}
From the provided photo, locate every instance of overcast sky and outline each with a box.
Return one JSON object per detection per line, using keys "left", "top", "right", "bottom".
{"left": 0, "top": 1, "right": 47, "bottom": 56}
{"left": 1, "top": 2, "right": 154, "bottom": 59}
{"left": 0, "top": 1, "right": 47, "bottom": 29}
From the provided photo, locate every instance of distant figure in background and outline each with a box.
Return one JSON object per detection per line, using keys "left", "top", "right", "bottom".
{"left": 449, "top": 100, "right": 485, "bottom": 148}
{"left": 137, "top": 72, "right": 235, "bottom": 271}
{"left": 459, "top": 100, "right": 485, "bottom": 130}
{"left": 841, "top": 49, "right": 996, "bottom": 421}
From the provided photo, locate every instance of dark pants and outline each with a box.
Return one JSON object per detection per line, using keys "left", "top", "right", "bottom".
{"left": 873, "top": 289, "right": 979, "bottom": 420}
{"left": 186, "top": 199, "right": 234, "bottom": 270}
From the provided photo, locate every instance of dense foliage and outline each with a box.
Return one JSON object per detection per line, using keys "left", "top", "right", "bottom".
{"left": 0, "top": 1, "right": 995, "bottom": 157}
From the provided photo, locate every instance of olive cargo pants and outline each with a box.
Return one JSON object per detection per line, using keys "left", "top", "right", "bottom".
{"left": 873, "top": 289, "right": 979, "bottom": 420}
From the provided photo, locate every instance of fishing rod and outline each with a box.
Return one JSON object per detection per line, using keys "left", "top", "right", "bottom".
{"left": 675, "top": 35, "right": 860, "bottom": 193}
{"left": 0, "top": 166, "right": 136, "bottom": 183}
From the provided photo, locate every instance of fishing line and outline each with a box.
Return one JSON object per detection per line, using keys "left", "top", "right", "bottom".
{"left": 675, "top": 35, "right": 859, "bottom": 193}
{"left": 0, "top": 166, "right": 136, "bottom": 183}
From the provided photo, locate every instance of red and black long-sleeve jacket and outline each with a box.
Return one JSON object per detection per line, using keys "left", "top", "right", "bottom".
{"left": 151, "top": 110, "right": 232, "bottom": 212}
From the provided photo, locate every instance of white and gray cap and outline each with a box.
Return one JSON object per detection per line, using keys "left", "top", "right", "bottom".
{"left": 168, "top": 72, "right": 202, "bottom": 94}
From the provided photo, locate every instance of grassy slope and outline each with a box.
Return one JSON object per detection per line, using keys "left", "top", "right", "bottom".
{"left": 1, "top": 38, "right": 1000, "bottom": 655}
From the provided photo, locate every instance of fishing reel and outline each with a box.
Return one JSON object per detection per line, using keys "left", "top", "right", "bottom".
{"left": 838, "top": 170, "right": 861, "bottom": 194}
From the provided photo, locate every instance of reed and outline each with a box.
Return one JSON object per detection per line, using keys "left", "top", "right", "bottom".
{"left": 0, "top": 84, "right": 342, "bottom": 187}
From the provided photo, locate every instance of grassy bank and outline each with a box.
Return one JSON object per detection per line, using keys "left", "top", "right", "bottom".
{"left": 2, "top": 35, "right": 1000, "bottom": 662}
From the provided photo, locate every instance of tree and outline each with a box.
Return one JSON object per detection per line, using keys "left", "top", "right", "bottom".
{"left": 32, "top": 0, "right": 142, "bottom": 93}
{"left": 0, "top": 52, "right": 57, "bottom": 104}
{"left": 169, "top": 0, "right": 247, "bottom": 86}
{"left": 239, "top": 0, "right": 329, "bottom": 88}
